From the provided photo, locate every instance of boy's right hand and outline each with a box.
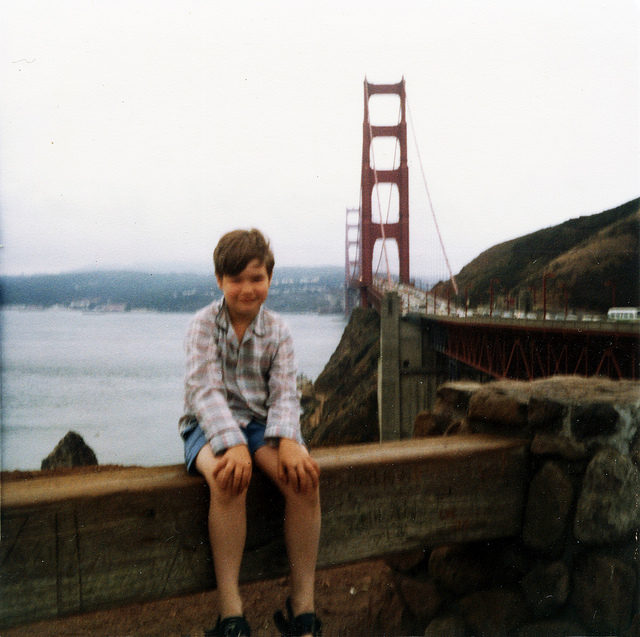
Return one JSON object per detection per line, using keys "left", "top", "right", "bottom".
{"left": 212, "top": 444, "right": 252, "bottom": 494}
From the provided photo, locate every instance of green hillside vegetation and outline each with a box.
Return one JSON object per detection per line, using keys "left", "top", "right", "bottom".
{"left": 1, "top": 266, "right": 345, "bottom": 314}
{"left": 447, "top": 198, "right": 639, "bottom": 313}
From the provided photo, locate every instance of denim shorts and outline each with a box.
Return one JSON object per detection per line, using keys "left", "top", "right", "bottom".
{"left": 183, "top": 419, "right": 267, "bottom": 475}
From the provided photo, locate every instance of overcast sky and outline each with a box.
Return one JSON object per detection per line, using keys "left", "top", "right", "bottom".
{"left": 1, "top": 0, "right": 638, "bottom": 282}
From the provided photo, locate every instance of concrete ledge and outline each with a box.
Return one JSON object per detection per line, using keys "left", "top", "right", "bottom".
{"left": 1, "top": 435, "right": 528, "bottom": 628}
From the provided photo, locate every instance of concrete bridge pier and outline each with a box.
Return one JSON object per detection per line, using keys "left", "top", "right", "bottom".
{"left": 379, "top": 292, "right": 449, "bottom": 441}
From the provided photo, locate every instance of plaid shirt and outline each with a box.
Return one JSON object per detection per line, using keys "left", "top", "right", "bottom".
{"left": 179, "top": 299, "right": 303, "bottom": 454}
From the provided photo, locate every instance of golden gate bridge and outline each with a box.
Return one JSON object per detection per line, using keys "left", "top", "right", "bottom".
{"left": 345, "top": 78, "right": 639, "bottom": 381}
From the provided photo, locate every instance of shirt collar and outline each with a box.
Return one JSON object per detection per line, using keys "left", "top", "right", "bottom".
{"left": 215, "top": 299, "right": 267, "bottom": 337}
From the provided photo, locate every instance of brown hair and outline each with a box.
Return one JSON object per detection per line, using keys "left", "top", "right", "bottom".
{"left": 213, "top": 228, "right": 275, "bottom": 278}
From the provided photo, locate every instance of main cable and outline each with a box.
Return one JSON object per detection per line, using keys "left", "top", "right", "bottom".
{"left": 407, "top": 97, "right": 458, "bottom": 294}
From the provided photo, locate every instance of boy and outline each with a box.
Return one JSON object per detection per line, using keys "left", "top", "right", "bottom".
{"left": 179, "top": 229, "right": 322, "bottom": 637}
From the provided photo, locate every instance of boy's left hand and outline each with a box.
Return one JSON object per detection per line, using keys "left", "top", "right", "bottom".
{"left": 277, "top": 438, "right": 320, "bottom": 493}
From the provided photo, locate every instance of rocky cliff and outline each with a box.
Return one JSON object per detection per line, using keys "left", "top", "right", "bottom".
{"left": 302, "top": 307, "right": 380, "bottom": 446}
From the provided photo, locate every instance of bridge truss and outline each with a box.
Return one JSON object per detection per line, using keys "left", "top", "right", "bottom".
{"left": 431, "top": 317, "right": 639, "bottom": 381}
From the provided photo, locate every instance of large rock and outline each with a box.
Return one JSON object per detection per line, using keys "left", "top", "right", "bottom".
{"left": 530, "top": 377, "right": 640, "bottom": 455}
{"left": 415, "top": 382, "right": 481, "bottom": 438}
{"left": 436, "top": 381, "right": 481, "bottom": 412}
{"left": 530, "top": 432, "right": 589, "bottom": 461}
{"left": 456, "top": 587, "right": 530, "bottom": 636}
{"left": 574, "top": 447, "right": 640, "bottom": 543}
{"left": 632, "top": 431, "right": 640, "bottom": 466}
{"left": 397, "top": 575, "right": 442, "bottom": 624}
{"left": 41, "top": 431, "right": 98, "bottom": 469}
{"left": 428, "top": 544, "right": 495, "bottom": 596}
{"left": 468, "top": 385, "right": 528, "bottom": 431}
{"left": 413, "top": 399, "right": 459, "bottom": 437}
{"left": 512, "top": 619, "right": 588, "bottom": 637}
{"left": 423, "top": 614, "right": 468, "bottom": 637}
{"left": 521, "top": 561, "right": 570, "bottom": 618}
{"left": 522, "top": 462, "right": 574, "bottom": 556}
{"left": 572, "top": 551, "right": 637, "bottom": 634}
{"left": 571, "top": 402, "right": 619, "bottom": 439}
{"left": 527, "top": 397, "right": 565, "bottom": 431}
{"left": 527, "top": 376, "right": 639, "bottom": 406}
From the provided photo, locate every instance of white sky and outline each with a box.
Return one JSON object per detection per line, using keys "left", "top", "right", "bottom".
{"left": 1, "top": 0, "right": 638, "bottom": 280}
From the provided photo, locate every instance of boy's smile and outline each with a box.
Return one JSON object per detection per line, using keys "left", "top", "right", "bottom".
{"left": 217, "top": 258, "right": 271, "bottom": 327}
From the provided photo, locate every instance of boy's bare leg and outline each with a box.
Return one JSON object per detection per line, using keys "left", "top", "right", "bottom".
{"left": 195, "top": 444, "right": 248, "bottom": 619}
{"left": 254, "top": 445, "right": 321, "bottom": 617}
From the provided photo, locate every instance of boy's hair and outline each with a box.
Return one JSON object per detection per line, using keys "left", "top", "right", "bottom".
{"left": 213, "top": 228, "right": 275, "bottom": 278}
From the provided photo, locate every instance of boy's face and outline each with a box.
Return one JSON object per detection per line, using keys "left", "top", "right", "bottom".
{"left": 217, "top": 258, "right": 271, "bottom": 323}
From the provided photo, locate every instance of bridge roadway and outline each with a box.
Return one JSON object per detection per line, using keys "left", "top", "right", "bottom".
{"left": 362, "top": 279, "right": 639, "bottom": 380}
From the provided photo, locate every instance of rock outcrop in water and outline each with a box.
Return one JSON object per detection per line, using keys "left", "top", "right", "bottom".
{"left": 41, "top": 431, "right": 98, "bottom": 469}
{"left": 302, "top": 307, "right": 380, "bottom": 446}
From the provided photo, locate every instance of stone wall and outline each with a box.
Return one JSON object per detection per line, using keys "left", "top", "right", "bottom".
{"left": 381, "top": 376, "right": 639, "bottom": 636}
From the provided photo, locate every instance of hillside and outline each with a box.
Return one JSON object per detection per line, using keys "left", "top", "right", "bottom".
{"left": 0, "top": 266, "right": 345, "bottom": 314}
{"left": 446, "top": 198, "right": 639, "bottom": 313}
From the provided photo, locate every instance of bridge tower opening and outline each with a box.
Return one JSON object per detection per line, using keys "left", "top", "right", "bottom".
{"left": 357, "top": 78, "right": 410, "bottom": 307}
{"left": 344, "top": 206, "right": 361, "bottom": 314}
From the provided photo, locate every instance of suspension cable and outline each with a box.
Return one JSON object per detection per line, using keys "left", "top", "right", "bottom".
{"left": 407, "top": 97, "right": 458, "bottom": 294}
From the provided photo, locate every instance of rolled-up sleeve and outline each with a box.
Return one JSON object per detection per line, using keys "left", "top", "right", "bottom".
{"left": 183, "top": 311, "right": 246, "bottom": 454}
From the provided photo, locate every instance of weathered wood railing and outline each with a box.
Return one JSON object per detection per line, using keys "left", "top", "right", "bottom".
{"left": 1, "top": 435, "right": 528, "bottom": 628}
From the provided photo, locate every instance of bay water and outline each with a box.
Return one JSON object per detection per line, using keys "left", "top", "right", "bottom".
{"left": 1, "top": 308, "right": 347, "bottom": 471}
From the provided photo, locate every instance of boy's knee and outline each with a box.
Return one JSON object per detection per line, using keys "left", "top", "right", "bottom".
{"left": 209, "top": 481, "right": 248, "bottom": 506}
{"left": 284, "top": 482, "right": 320, "bottom": 507}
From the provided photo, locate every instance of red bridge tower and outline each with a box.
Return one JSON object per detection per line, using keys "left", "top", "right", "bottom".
{"left": 358, "top": 79, "right": 410, "bottom": 305}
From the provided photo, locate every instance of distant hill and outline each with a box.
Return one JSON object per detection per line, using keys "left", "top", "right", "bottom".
{"left": 441, "top": 198, "right": 639, "bottom": 313}
{"left": 0, "top": 266, "right": 345, "bottom": 314}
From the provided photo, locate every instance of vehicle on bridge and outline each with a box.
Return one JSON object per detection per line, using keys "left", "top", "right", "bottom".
{"left": 608, "top": 307, "right": 640, "bottom": 321}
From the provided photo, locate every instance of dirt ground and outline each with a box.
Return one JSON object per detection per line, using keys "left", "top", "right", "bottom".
{"left": 2, "top": 560, "right": 402, "bottom": 637}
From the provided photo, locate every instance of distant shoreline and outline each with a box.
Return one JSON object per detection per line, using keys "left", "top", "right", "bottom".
{"left": 0, "top": 266, "right": 347, "bottom": 314}
{"left": 1, "top": 304, "right": 344, "bottom": 315}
